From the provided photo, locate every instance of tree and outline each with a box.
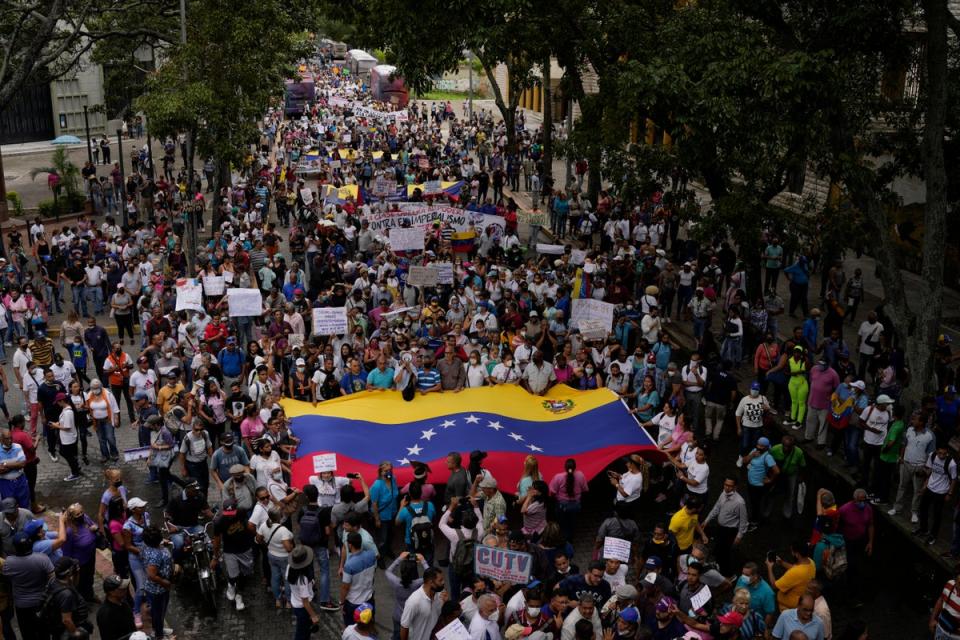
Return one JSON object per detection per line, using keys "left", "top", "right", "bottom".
{"left": 29, "top": 146, "right": 81, "bottom": 201}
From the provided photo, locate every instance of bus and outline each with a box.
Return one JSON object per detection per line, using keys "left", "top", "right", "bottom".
{"left": 346, "top": 49, "right": 378, "bottom": 78}
{"left": 370, "top": 65, "right": 409, "bottom": 108}
{"left": 284, "top": 74, "right": 315, "bottom": 117}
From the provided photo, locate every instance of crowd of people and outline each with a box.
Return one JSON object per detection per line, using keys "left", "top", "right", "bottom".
{"left": 0, "top": 53, "right": 953, "bottom": 640}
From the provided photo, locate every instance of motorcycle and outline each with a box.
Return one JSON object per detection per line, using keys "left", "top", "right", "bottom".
{"left": 167, "top": 516, "right": 219, "bottom": 612}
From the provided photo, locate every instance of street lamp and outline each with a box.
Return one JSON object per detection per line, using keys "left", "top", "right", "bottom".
{"left": 464, "top": 49, "right": 474, "bottom": 119}
{"left": 83, "top": 105, "right": 94, "bottom": 166}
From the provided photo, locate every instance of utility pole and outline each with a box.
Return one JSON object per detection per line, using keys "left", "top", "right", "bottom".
{"left": 466, "top": 50, "right": 474, "bottom": 120}
{"left": 0, "top": 148, "right": 8, "bottom": 259}
{"left": 180, "top": 0, "right": 197, "bottom": 275}
{"left": 117, "top": 129, "right": 128, "bottom": 227}
{"left": 83, "top": 105, "right": 94, "bottom": 166}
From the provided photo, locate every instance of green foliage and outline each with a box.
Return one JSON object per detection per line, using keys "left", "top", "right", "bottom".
{"left": 5, "top": 192, "right": 23, "bottom": 217}
{"left": 29, "top": 148, "right": 82, "bottom": 200}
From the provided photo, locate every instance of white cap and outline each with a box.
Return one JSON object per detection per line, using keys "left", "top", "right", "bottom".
{"left": 127, "top": 497, "right": 147, "bottom": 509}
{"left": 295, "top": 358, "right": 306, "bottom": 366}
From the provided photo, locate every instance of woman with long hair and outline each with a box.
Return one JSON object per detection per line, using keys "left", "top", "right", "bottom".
{"left": 287, "top": 545, "right": 320, "bottom": 640}
{"left": 520, "top": 479, "right": 550, "bottom": 539}
{"left": 517, "top": 455, "right": 541, "bottom": 499}
{"left": 106, "top": 495, "right": 129, "bottom": 578}
{"left": 385, "top": 551, "right": 429, "bottom": 640}
{"left": 548, "top": 458, "right": 588, "bottom": 543}
{"left": 198, "top": 377, "right": 228, "bottom": 442}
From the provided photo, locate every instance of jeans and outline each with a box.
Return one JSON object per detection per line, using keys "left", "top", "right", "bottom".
{"left": 86, "top": 285, "right": 104, "bottom": 314}
{"left": 268, "top": 553, "right": 290, "bottom": 601}
{"left": 129, "top": 553, "right": 146, "bottom": 614}
{"left": 147, "top": 590, "right": 170, "bottom": 637}
{"left": 374, "top": 519, "right": 395, "bottom": 560}
{"left": 93, "top": 418, "right": 119, "bottom": 459}
{"left": 312, "top": 545, "right": 331, "bottom": 603}
{"left": 788, "top": 281, "right": 809, "bottom": 316}
{"left": 556, "top": 500, "right": 581, "bottom": 543}
{"left": 45, "top": 283, "right": 63, "bottom": 313}
{"left": 844, "top": 427, "right": 862, "bottom": 466}
{"left": 739, "top": 427, "right": 762, "bottom": 456}
{"left": 171, "top": 524, "right": 204, "bottom": 561}
{"left": 721, "top": 336, "right": 742, "bottom": 364}
{"left": 293, "top": 606, "right": 312, "bottom": 640}
{"left": 72, "top": 285, "right": 88, "bottom": 316}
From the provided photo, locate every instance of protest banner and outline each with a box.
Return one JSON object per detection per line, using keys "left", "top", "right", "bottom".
{"left": 518, "top": 210, "right": 548, "bottom": 227}
{"left": 435, "top": 619, "right": 470, "bottom": 640}
{"left": 578, "top": 319, "right": 609, "bottom": 341}
{"left": 423, "top": 180, "right": 443, "bottom": 195}
{"left": 571, "top": 298, "right": 616, "bottom": 332}
{"left": 202, "top": 275, "right": 225, "bottom": 296}
{"left": 123, "top": 447, "right": 151, "bottom": 463}
{"left": 300, "top": 188, "right": 314, "bottom": 206}
{"left": 175, "top": 280, "right": 203, "bottom": 312}
{"left": 312, "top": 307, "right": 348, "bottom": 335}
{"left": 312, "top": 453, "right": 337, "bottom": 473}
{"left": 474, "top": 545, "right": 532, "bottom": 584}
{"left": 536, "top": 243, "right": 566, "bottom": 255}
{"left": 431, "top": 262, "right": 454, "bottom": 284}
{"left": 365, "top": 204, "right": 504, "bottom": 237}
{"left": 226, "top": 288, "right": 263, "bottom": 317}
{"left": 407, "top": 265, "right": 439, "bottom": 287}
{"left": 389, "top": 227, "right": 425, "bottom": 252}
{"left": 570, "top": 249, "right": 587, "bottom": 265}
{"left": 603, "top": 537, "right": 632, "bottom": 563}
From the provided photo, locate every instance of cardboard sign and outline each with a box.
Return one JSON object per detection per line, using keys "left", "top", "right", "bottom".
{"left": 202, "top": 275, "right": 225, "bottom": 296}
{"left": 603, "top": 537, "right": 632, "bottom": 563}
{"left": 536, "top": 243, "right": 565, "bottom": 255}
{"left": 571, "top": 298, "right": 615, "bottom": 332}
{"left": 431, "top": 262, "right": 454, "bottom": 284}
{"left": 407, "top": 265, "right": 439, "bottom": 287}
{"left": 289, "top": 334, "right": 305, "bottom": 348}
{"left": 312, "top": 453, "right": 337, "bottom": 473}
{"left": 577, "top": 319, "right": 609, "bottom": 341}
{"left": 689, "top": 585, "right": 712, "bottom": 613}
{"left": 312, "top": 307, "right": 348, "bottom": 335}
{"left": 123, "top": 446, "right": 151, "bottom": 463}
{"left": 390, "top": 227, "right": 425, "bottom": 252}
{"left": 435, "top": 618, "right": 471, "bottom": 640}
{"left": 175, "top": 280, "right": 203, "bottom": 312}
{"left": 300, "top": 188, "right": 314, "bottom": 206}
{"left": 226, "top": 288, "right": 263, "bottom": 317}
{"left": 423, "top": 180, "right": 443, "bottom": 195}
{"left": 474, "top": 544, "right": 532, "bottom": 584}
{"left": 518, "top": 210, "right": 548, "bottom": 227}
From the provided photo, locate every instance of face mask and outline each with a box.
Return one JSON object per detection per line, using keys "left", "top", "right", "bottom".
{"left": 750, "top": 389, "right": 759, "bottom": 397}
{"left": 488, "top": 610, "right": 500, "bottom": 624}
{"left": 855, "top": 501, "right": 866, "bottom": 510}
{"left": 690, "top": 360, "right": 699, "bottom": 368}
{"left": 527, "top": 607, "right": 540, "bottom": 618}
{"left": 297, "top": 366, "right": 306, "bottom": 372}
{"left": 113, "top": 480, "right": 123, "bottom": 487}
{"left": 585, "top": 367, "right": 594, "bottom": 374}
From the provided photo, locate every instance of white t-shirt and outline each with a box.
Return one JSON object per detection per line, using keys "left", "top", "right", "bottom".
{"left": 686, "top": 460, "right": 710, "bottom": 494}
{"left": 926, "top": 454, "right": 959, "bottom": 495}
{"left": 602, "top": 564, "right": 629, "bottom": 589}
{"left": 735, "top": 396, "right": 768, "bottom": 429}
{"left": 616, "top": 470, "right": 643, "bottom": 503}
{"left": 129, "top": 370, "right": 158, "bottom": 402}
{"left": 50, "top": 362, "right": 76, "bottom": 389}
{"left": 257, "top": 521, "right": 293, "bottom": 558}
{"left": 857, "top": 321, "right": 883, "bottom": 355}
{"left": 860, "top": 406, "right": 891, "bottom": 446}
{"left": 58, "top": 407, "right": 78, "bottom": 445}
{"left": 651, "top": 412, "right": 677, "bottom": 446}
{"left": 249, "top": 451, "right": 282, "bottom": 488}
{"left": 400, "top": 587, "right": 442, "bottom": 640}
{"left": 287, "top": 573, "right": 313, "bottom": 609}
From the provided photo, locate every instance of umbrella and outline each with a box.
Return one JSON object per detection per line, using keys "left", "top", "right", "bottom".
{"left": 51, "top": 135, "right": 83, "bottom": 145}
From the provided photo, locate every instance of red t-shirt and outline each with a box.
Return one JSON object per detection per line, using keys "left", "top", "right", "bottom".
{"left": 11, "top": 430, "right": 36, "bottom": 463}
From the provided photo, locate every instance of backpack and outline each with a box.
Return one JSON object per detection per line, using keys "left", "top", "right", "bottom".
{"left": 298, "top": 506, "right": 325, "bottom": 546}
{"left": 38, "top": 581, "right": 74, "bottom": 626}
{"left": 452, "top": 528, "right": 477, "bottom": 577}
{"left": 823, "top": 543, "right": 848, "bottom": 579}
{"left": 406, "top": 504, "right": 433, "bottom": 551}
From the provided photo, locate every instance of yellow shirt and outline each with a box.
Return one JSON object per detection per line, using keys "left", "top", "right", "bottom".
{"left": 157, "top": 383, "right": 186, "bottom": 416}
{"left": 775, "top": 558, "right": 816, "bottom": 610}
{"left": 669, "top": 507, "right": 699, "bottom": 550}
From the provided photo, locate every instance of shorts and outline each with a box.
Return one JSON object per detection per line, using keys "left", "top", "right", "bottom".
{"left": 223, "top": 549, "right": 254, "bottom": 580}
{"left": 704, "top": 401, "right": 727, "bottom": 423}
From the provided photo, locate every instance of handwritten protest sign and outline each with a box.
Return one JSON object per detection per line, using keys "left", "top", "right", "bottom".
{"left": 431, "top": 262, "right": 454, "bottom": 284}
{"left": 690, "top": 585, "right": 712, "bottom": 612}
{"left": 577, "top": 319, "right": 609, "bottom": 341}
{"left": 435, "top": 619, "right": 471, "bottom": 640}
{"left": 389, "top": 227, "right": 425, "bottom": 252}
{"left": 518, "top": 210, "right": 548, "bottom": 227}
{"left": 175, "top": 280, "right": 203, "bottom": 312}
{"left": 312, "top": 453, "right": 337, "bottom": 473}
{"left": 407, "top": 265, "right": 439, "bottom": 287}
{"left": 202, "top": 275, "right": 225, "bottom": 296}
{"left": 603, "top": 537, "right": 632, "bottom": 563}
{"left": 536, "top": 243, "right": 565, "bottom": 255}
{"left": 312, "top": 307, "right": 348, "bottom": 335}
{"left": 474, "top": 545, "right": 532, "bottom": 584}
{"left": 570, "top": 249, "right": 587, "bottom": 265}
{"left": 571, "top": 298, "right": 616, "bottom": 332}
{"left": 226, "top": 288, "right": 263, "bottom": 317}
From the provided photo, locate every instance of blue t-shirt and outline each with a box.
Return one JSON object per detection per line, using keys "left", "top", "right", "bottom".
{"left": 746, "top": 450, "right": 776, "bottom": 487}
{"left": 369, "top": 478, "right": 399, "bottom": 520}
{"left": 395, "top": 501, "right": 435, "bottom": 544}
{"left": 937, "top": 396, "right": 960, "bottom": 431}
{"left": 366, "top": 367, "right": 395, "bottom": 390}
{"left": 734, "top": 576, "right": 776, "bottom": 620}
{"left": 416, "top": 368, "right": 441, "bottom": 392}
{"left": 340, "top": 371, "right": 368, "bottom": 395}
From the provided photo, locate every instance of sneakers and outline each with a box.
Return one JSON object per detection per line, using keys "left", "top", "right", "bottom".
{"left": 887, "top": 507, "right": 899, "bottom": 516}
{"left": 826, "top": 450, "right": 833, "bottom": 457}
{"left": 736, "top": 456, "right": 743, "bottom": 469}
{"left": 927, "top": 535, "right": 938, "bottom": 546}
{"left": 63, "top": 474, "right": 80, "bottom": 482}
{"left": 235, "top": 594, "right": 245, "bottom": 611}
{"left": 912, "top": 512, "right": 920, "bottom": 524}
{"left": 134, "top": 613, "right": 143, "bottom": 629}
{"left": 319, "top": 601, "right": 339, "bottom": 612}
{"left": 48, "top": 451, "right": 59, "bottom": 462}
{"left": 226, "top": 583, "right": 236, "bottom": 601}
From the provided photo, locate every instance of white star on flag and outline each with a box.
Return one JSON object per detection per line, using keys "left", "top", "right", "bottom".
{"left": 487, "top": 421, "right": 504, "bottom": 431}
{"left": 406, "top": 444, "right": 424, "bottom": 456}
{"left": 420, "top": 429, "right": 437, "bottom": 441}
{"left": 440, "top": 420, "right": 456, "bottom": 428}
{"left": 508, "top": 432, "right": 524, "bottom": 441}
{"left": 397, "top": 458, "right": 410, "bottom": 466}
{"left": 464, "top": 415, "right": 481, "bottom": 424}
{"left": 527, "top": 444, "right": 543, "bottom": 452}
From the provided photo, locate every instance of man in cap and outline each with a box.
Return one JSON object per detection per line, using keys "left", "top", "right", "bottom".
{"left": 211, "top": 498, "right": 256, "bottom": 611}
{"left": 218, "top": 336, "right": 245, "bottom": 391}
{"left": 97, "top": 574, "right": 136, "bottom": 640}
{"left": 0, "top": 496, "right": 32, "bottom": 555}
{"left": 474, "top": 474, "right": 506, "bottom": 531}
{"left": 744, "top": 437, "right": 779, "bottom": 527}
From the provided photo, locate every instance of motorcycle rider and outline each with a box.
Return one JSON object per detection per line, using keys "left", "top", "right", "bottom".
{"left": 211, "top": 499, "right": 256, "bottom": 612}
{"left": 164, "top": 480, "right": 214, "bottom": 561}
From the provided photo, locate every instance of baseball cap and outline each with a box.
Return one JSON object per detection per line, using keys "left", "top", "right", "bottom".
{"left": 103, "top": 574, "right": 131, "bottom": 593}
{"left": 851, "top": 380, "right": 866, "bottom": 391}
{"left": 295, "top": 358, "right": 306, "bottom": 366}
{"left": 229, "top": 464, "right": 246, "bottom": 475}
{"left": 717, "top": 610, "right": 744, "bottom": 627}
{"left": 133, "top": 391, "right": 149, "bottom": 401}
{"left": 757, "top": 437, "right": 771, "bottom": 448}
{"left": 1, "top": 497, "right": 18, "bottom": 515}
{"left": 222, "top": 499, "right": 238, "bottom": 516}
{"left": 654, "top": 596, "right": 674, "bottom": 612}
{"left": 54, "top": 392, "right": 67, "bottom": 403}
{"left": 876, "top": 394, "right": 894, "bottom": 405}
{"left": 54, "top": 557, "right": 79, "bottom": 578}
{"left": 127, "top": 497, "right": 148, "bottom": 509}
{"left": 750, "top": 381, "right": 761, "bottom": 391}
{"left": 616, "top": 584, "right": 638, "bottom": 600}
{"left": 23, "top": 520, "right": 44, "bottom": 537}
{"left": 619, "top": 607, "right": 640, "bottom": 624}
{"left": 644, "top": 556, "right": 662, "bottom": 568}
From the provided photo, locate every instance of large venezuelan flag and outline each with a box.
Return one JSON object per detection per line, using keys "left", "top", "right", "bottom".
{"left": 282, "top": 386, "right": 658, "bottom": 492}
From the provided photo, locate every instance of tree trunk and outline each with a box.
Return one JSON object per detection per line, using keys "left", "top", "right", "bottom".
{"left": 481, "top": 60, "right": 518, "bottom": 154}
{"left": 541, "top": 57, "right": 554, "bottom": 193}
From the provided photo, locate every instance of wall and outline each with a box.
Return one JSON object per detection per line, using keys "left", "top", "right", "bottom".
{"left": 50, "top": 56, "right": 107, "bottom": 139}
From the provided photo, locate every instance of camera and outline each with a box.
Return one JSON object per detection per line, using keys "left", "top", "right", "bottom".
{"left": 346, "top": 472, "right": 360, "bottom": 479}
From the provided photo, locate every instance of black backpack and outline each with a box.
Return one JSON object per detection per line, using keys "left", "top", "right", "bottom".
{"left": 407, "top": 504, "right": 433, "bottom": 551}
{"left": 298, "top": 506, "right": 325, "bottom": 546}
{"left": 452, "top": 528, "right": 477, "bottom": 577}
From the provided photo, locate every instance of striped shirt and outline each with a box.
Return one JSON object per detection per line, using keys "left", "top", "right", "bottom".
{"left": 416, "top": 368, "right": 441, "bottom": 392}
{"left": 29, "top": 339, "right": 54, "bottom": 367}
{"left": 939, "top": 580, "right": 960, "bottom": 633}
